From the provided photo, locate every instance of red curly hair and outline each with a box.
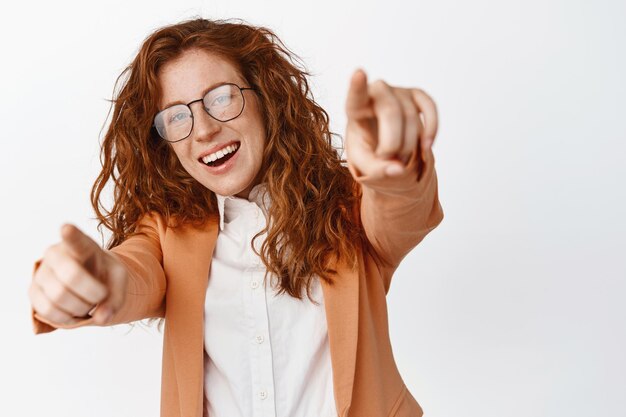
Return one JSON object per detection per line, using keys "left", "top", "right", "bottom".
{"left": 91, "top": 17, "right": 366, "bottom": 308}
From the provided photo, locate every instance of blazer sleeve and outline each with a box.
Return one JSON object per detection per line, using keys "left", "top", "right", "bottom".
{"left": 31, "top": 213, "right": 167, "bottom": 335}
{"left": 347, "top": 145, "right": 444, "bottom": 293}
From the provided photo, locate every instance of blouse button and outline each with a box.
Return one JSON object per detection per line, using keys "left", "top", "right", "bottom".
{"left": 259, "top": 389, "right": 267, "bottom": 400}
{"left": 250, "top": 280, "right": 259, "bottom": 289}
{"left": 255, "top": 334, "right": 264, "bottom": 344}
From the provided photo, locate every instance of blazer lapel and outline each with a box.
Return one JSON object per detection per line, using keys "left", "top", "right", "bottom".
{"left": 162, "top": 215, "right": 219, "bottom": 417}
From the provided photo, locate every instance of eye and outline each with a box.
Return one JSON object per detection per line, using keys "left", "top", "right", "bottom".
{"left": 169, "top": 112, "right": 189, "bottom": 123}
{"left": 211, "top": 94, "right": 233, "bottom": 106}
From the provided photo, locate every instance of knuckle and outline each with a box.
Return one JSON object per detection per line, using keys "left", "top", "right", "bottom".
{"left": 43, "top": 244, "right": 59, "bottom": 261}
{"left": 379, "top": 103, "right": 402, "bottom": 117}
{"left": 54, "top": 312, "right": 71, "bottom": 325}
{"left": 46, "top": 283, "right": 66, "bottom": 305}
{"left": 38, "top": 299, "right": 55, "bottom": 318}
{"left": 401, "top": 95, "right": 418, "bottom": 114}
{"left": 63, "top": 262, "right": 84, "bottom": 287}
{"left": 411, "top": 88, "right": 424, "bottom": 102}
{"left": 371, "top": 79, "right": 389, "bottom": 91}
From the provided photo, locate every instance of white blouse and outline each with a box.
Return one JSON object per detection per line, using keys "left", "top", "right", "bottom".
{"left": 203, "top": 183, "right": 337, "bottom": 417}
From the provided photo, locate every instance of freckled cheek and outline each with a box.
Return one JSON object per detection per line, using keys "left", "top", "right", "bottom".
{"left": 170, "top": 146, "right": 194, "bottom": 171}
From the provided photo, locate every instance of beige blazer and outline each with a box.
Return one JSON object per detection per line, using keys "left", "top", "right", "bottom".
{"left": 32, "top": 146, "right": 444, "bottom": 417}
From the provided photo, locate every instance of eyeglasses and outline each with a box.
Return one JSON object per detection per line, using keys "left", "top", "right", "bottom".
{"left": 153, "top": 83, "right": 256, "bottom": 143}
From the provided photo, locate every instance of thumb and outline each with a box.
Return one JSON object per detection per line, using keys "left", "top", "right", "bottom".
{"left": 91, "top": 257, "right": 127, "bottom": 324}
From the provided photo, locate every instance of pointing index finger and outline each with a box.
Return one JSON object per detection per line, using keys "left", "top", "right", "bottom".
{"left": 60, "top": 224, "right": 99, "bottom": 264}
{"left": 345, "top": 68, "right": 374, "bottom": 121}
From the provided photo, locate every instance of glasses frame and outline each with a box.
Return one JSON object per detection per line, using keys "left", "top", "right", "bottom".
{"left": 152, "top": 82, "right": 257, "bottom": 143}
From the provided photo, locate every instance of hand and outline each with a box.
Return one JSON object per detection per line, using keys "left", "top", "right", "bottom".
{"left": 28, "top": 224, "right": 128, "bottom": 326}
{"left": 345, "top": 68, "right": 438, "bottom": 179}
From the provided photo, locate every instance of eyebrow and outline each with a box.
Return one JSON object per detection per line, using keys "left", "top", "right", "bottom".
{"left": 159, "top": 81, "right": 231, "bottom": 111}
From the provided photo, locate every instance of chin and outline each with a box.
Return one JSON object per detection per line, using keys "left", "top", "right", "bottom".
{"left": 202, "top": 179, "right": 251, "bottom": 197}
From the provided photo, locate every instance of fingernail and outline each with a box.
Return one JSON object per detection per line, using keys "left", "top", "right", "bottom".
{"left": 386, "top": 165, "right": 404, "bottom": 176}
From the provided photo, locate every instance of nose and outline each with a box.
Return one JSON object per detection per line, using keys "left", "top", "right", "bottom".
{"left": 190, "top": 102, "right": 221, "bottom": 141}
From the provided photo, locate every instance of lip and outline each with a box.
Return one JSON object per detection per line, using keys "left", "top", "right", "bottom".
{"left": 199, "top": 142, "right": 241, "bottom": 175}
{"left": 197, "top": 140, "right": 241, "bottom": 162}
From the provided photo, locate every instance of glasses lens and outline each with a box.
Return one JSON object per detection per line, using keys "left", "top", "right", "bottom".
{"left": 154, "top": 104, "right": 193, "bottom": 142}
{"left": 203, "top": 84, "right": 244, "bottom": 121}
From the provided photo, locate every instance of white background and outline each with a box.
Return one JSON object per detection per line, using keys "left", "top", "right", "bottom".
{"left": 1, "top": 0, "right": 625, "bottom": 416}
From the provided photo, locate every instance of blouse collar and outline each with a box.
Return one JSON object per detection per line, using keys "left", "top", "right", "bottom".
{"left": 215, "top": 182, "right": 271, "bottom": 231}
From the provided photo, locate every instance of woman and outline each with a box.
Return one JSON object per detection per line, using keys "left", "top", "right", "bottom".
{"left": 28, "top": 18, "right": 444, "bottom": 417}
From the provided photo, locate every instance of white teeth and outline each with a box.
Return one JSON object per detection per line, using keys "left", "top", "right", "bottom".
{"left": 202, "top": 143, "right": 239, "bottom": 164}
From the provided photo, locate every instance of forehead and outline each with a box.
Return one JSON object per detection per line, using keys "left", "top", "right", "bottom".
{"left": 157, "top": 49, "right": 243, "bottom": 108}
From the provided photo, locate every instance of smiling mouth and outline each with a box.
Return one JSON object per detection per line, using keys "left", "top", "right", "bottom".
{"left": 200, "top": 142, "right": 240, "bottom": 167}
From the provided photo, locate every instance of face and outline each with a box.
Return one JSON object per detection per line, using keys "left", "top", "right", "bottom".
{"left": 157, "top": 49, "right": 266, "bottom": 199}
